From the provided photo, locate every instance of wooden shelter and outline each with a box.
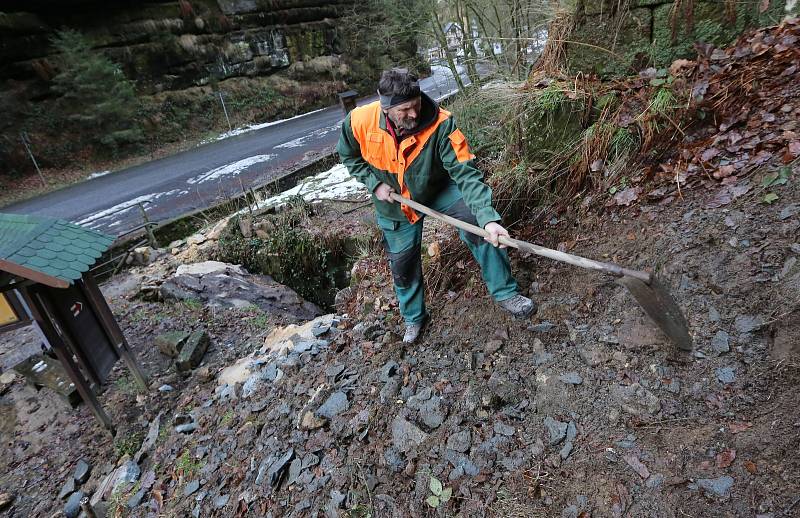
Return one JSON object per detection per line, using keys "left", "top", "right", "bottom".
{"left": 0, "top": 213, "right": 148, "bottom": 433}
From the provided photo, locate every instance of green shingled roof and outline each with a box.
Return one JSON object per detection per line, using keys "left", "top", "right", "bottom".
{"left": 0, "top": 213, "right": 115, "bottom": 287}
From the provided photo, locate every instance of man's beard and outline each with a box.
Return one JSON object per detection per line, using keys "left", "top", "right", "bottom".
{"left": 390, "top": 114, "right": 418, "bottom": 132}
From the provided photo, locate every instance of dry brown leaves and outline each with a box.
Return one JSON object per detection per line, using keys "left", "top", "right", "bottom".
{"left": 651, "top": 17, "right": 800, "bottom": 204}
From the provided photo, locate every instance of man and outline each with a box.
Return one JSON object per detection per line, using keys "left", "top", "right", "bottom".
{"left": 337, "top": 68, "right": 536, "bottom": 344}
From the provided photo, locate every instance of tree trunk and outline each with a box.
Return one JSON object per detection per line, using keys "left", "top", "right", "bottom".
{"left": 431, "top": 11, "right": 466, "bottom": 92}
{"left": 454, "top": 0, "right": 480, "bottom": 83}
{"left": 467, "top": 3, "right": 504, "bottom": 71}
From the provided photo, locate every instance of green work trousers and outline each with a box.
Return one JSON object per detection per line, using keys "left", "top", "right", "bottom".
{"left": 376, "top": 183, "right": 518, "bottom": 324}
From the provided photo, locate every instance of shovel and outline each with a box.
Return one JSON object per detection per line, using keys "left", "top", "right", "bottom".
{"left": 390, "top": 193, "right": 692, "bottom": 351}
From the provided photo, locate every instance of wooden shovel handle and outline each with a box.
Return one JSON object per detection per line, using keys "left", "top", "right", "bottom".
{"left": 389, "top": 192, "right": 651, "bottom": 283}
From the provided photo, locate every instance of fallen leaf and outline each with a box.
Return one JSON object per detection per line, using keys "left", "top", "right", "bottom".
{"left": 716, "top": 449, "right": 736, "bottom": 468}
{"left": 692, "top": 79, "right": 709, "bottom": 100}
{"left": 624, "top": 454, "right": 651, "bottom": 479}
{"left": 764, "top": 192, "right": 779, "bottom": 204}
{"left": 744, "top": 460, "right": 757, "bottom": 474}
{"left": 700, "top": 147, "right": 720, "bottom": 163}
{"left": 729, "top": 422, "right": 752, "bottom": 433}
{"left": 152, "top": 489, "right": 164, "bottom": 510}
{"left": 669, "top": 58, "right": 693, "bottom": 76}
{"left": 714, "top": 164, "right": 736, "bottom": 179}
{"left": 613, "top": 187, "right": 642, "bottom": 206}
{"left": 427, "top": 241, "right": 440, "bottom": 260}
{"left": 789, "top": 140, "right": 800, "bottom": 157}
{"left": 706, "top": 189, "right": 733, "bottom": 209}
{"left": 729, "top": 183, "right": 751, "bottom": 198}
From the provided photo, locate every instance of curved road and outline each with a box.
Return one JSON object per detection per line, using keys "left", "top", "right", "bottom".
{"left": 4, "top": 66, "right": 475, "bottom": 236}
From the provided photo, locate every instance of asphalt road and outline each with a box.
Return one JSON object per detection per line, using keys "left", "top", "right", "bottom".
{"left": 4, "top": 66, "right": 475, "bottom": 236}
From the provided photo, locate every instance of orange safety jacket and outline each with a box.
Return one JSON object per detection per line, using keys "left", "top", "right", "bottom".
{"left": 336, "top": 93, "right": 501, "bottom": 227}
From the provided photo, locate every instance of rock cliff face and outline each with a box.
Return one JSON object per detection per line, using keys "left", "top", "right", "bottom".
{"left": 0, "top": 0, "right": 355, "bottom": 96}
{"left": 565, "top": 0, "right": 796, "bottom": 76}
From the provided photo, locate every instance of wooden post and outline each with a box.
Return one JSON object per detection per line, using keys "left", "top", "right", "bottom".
{"left": 22, "top": 288, "right": 115, "bottom": 434}
{"left": 20, "top": 132, "right": 47, "bottom": 188}
{"left": 137, "top": 203, "right": 159, "bottom": 248}
{"left": 218, "top": 91, "right": 232, "bottom": 132}
{"left": 80, "top": 274, "right": 149, "bottom": 392}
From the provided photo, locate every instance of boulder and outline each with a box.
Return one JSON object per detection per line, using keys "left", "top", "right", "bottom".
{"left": 155, "top": 331, "right": 190, "bottom": 358}
{"left": 176, "top": 330, "right": 210, "bottom": 372}
{"left": 391, "top": 416, "right": 429, "bottom": 452}
{"left": 160, "top": 261, "right": 321, "bottom": 321}
{"left": 73, "top": 459, "right": 91, "bottom": 484}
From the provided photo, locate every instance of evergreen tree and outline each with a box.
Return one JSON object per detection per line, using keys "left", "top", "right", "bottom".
{"left": 50, "top": 29, "right": 143, "bottom": 150}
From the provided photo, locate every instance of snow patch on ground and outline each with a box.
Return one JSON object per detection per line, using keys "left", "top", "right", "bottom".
{"left": 274, "top": 122, "right": 342, "bottom": 149}
{"left": 87, "top": 170, "right": 111, "bottom": 180}
{"left": 187, "top": 154, "right": 276, "bottom": 185}
{"left": 76, "top": 189, "right": 184, "bottom": 228}
{"left": 246, "top": 163, "right": 367, "bottom": 214}
{"left": 201, "top": 109, "right": 327, "bottom": 144}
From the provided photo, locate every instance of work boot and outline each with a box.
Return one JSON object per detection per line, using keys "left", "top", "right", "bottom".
{"left": 403, "top": 317, "right": 428, "bottom": 344}
{"left": 498, "top": 294, "right": 537, "bottom": 319}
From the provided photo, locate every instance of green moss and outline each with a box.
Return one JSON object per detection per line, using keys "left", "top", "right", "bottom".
{"left": 650, "top": 2, "right": 751, "bottom": 67}
{"left": 114, "top": 431, "right": 145, "bottom": 458}
{"left": 286, "top": 29, "right": 327, "bottom": 61}
{"left": 520, "top": 91, "right": 584, "bottom": 163}
{"left": 567, "top": 7, "right": 653, "bottom": 77}
{"left": 176, "top": 449, "right": 205, "bottom": 477}
{"left": 215, "top": 200, "right": 355, "bottom": 308}
{"left": 569, "top": 1, "right": 788, "bottom": 76}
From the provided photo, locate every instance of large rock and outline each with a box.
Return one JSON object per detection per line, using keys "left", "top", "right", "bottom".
{"left": 218, "top": 315, "right": 335, "bottom": 388}
{"left": 155, "top": 331, "right": 190, "bottom": 358}
{"left": 610, "top": 382, "right": 661, "bottom": 416}
{"left": 544, "top": 417, "right": 568, "bottom": 446}
{"left": 73, "top": 459, "right": 91, "bottom": 484}
{"left": 0, "top": 1, "right": 351, "bottom": 93}
{"left": 391, "top": 416, "right": 429, "bottom": 453}
{"left": 316, "top": 391, "right": 349, "bottom": 419}
{"left": 696, "top": 475, "right": 734, "bottom": 498}
{"left": 175, "top": 330, "right": 210, "bottom": 372}
{"left": 160, "top": 261, "right": 321, "bottom": 321}
{"left": 111, "top": 461, "right": 140, "bottom": 495}
{"left": 64, "top": 491, "right": 84, "bottom": 518}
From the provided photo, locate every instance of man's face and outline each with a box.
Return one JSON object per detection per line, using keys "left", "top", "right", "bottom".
{"left": 385, "top": 97, "right": 422, "bottom": 131}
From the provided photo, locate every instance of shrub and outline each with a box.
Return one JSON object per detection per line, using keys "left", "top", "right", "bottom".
{"left": 50, "top": 29, "right": 143, "bottom": 151}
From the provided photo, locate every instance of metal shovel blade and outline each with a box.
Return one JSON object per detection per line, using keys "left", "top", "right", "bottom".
{"left": 616, "top": 275, "right": 693, "bottom": 351}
